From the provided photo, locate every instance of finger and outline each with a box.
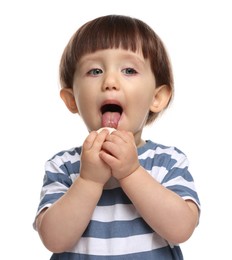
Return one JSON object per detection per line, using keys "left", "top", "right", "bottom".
{"left": 101, "top": 140, "right": 123, "bottom": 160}
{"left": 83, "top": 131, "right": 98, "bottom": 150}
{"left": 110, "top": 130, "right": 133, "bottom": 143}
{"left": 99, "top": 149, "right": 118, "bottom": 167}
{"left": 92, "top": 129, "right": 109, "bottom": 150}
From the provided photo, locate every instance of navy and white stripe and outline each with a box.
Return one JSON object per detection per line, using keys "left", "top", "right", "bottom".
{"left": 34, "top": 140, "right": 200, "bottom": 259}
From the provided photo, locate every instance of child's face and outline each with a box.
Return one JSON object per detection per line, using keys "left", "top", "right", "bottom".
{"left": 67, "top": 48, "right": 158, "bottom": 135}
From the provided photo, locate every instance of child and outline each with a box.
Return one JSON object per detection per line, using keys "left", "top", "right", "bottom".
{"left": 34, "top": 15, "right": 200, "bottom": 259}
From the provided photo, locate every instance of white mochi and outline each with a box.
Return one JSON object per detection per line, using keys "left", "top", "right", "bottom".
{"left": 97, "top": 127, "right": 116, "bottom": 134}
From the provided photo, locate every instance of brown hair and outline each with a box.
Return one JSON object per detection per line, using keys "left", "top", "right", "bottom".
{"left": 59, "top": 15, "right": 174, "bottom": 124}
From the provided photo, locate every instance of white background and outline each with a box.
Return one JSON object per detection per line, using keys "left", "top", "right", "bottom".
{"left": 0, "top": 0, "right": 231, "bottom": 259}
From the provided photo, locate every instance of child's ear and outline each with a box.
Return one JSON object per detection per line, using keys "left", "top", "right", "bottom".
{"left": 150, "top": 85, "right": 172, "bottom": 113}
{"left": 60, "top": 88, "right": 78, "bottom": 113}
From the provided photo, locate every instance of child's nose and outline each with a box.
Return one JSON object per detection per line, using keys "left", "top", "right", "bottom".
{"left": 102, "top": 72, "right": 120, "bottom": 91}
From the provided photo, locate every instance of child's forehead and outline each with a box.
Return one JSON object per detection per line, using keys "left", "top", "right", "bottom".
{"left": 78, "top": 47, "right": 145, "bottom": 63}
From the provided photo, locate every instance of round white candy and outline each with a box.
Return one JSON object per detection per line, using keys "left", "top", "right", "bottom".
{"left": 97, "top": 127, "right": 116, "bottom": 134}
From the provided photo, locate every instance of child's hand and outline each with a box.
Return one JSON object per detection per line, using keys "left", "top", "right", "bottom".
{"left": 99, "top": 130, "right": 140, "bottom": 180}
{"left": 80, "top": 129, "right": 111, "bottom": 185}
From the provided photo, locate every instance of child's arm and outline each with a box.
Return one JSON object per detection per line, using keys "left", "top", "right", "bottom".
{"left": 100, "top": 130, "right": 199, "bottom": 244}
{"left": 119, "top": 167, "right": 199, "bottom": 244}
{"left": 36, "top": 178, "right": 103, "bottom": 252}
{"left": 36, "top": 130, "right": 111, "bottom": 253}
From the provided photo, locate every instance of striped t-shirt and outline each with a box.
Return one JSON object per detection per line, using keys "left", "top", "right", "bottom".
{"left": 34, "top": 140, "right": 200, "bottom": 259}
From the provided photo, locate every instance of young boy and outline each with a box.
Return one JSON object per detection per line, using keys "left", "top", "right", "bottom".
{"left": 34, "top": 15, "right": 200, "bottom": 259}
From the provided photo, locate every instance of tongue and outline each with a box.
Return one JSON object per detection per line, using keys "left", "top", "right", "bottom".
{"left": 102, "top": 112, "right": 121, "bottom": 128}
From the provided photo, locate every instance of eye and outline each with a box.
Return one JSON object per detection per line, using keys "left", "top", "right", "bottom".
{"left": 87, "top": 68, "right": 103, "bottom": 76}
{"left": 122, "top": 68, "right": 137, "bottom": 75}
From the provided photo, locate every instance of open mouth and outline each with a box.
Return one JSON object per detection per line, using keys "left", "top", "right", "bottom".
{"left": 100, "top": 104, "right": 123, "bottom": 128}
{"left": 101, "top": 104, "right": 123, "bottom": 115}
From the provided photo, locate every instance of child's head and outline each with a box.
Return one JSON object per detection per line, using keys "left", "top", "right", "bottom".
{"left": 59, "top": 14, "right": 173, "bottom": 125}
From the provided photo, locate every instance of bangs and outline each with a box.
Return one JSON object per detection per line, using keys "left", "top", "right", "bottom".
{"left": 72, "top": 15, "right": 154, "bottom": 60}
